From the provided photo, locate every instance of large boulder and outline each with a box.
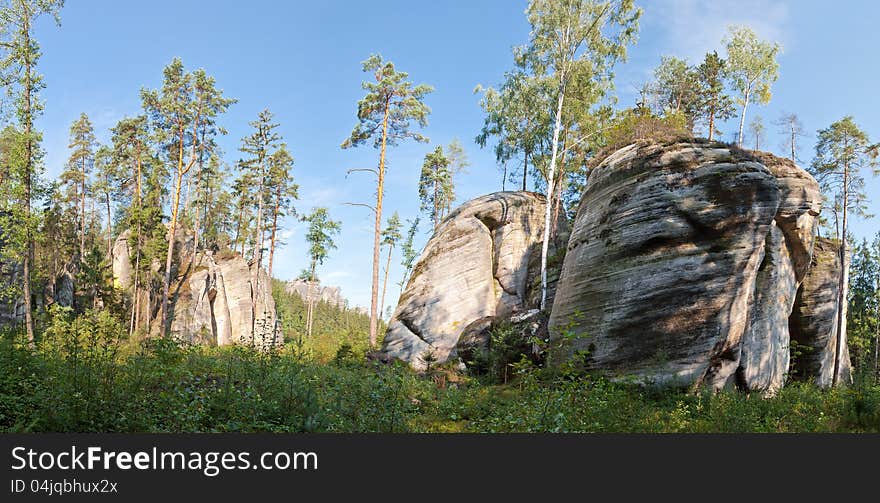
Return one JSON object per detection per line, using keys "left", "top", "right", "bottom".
{"left": 548, "top": 141, "right": 823, "bottom": 392}
{"left": 789, "top": 237, "right": 852, "bottom": 387}
{"left": 168, "top": 250, "right": 279, "bottom": 349}
{"left": 381, "top": 191, "right": 568, "bottom": 368}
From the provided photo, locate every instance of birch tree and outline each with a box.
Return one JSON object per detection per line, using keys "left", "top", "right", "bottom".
{"left": 521, "top": 0, "right": 641, "bottom": 310}
{"left": 723, "top": 26, "right": 780, "bottom": 147}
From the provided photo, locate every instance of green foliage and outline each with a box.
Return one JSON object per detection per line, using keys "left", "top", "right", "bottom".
{"left": 4, "top": 307, "right": 880, "bottom": 433}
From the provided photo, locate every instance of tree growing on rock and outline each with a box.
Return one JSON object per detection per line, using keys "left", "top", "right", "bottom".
{"left": 696, "top": 51, "right": 735, "bottom": 141}
{"left": 520, "top": 0, "right": 641, "bottom": 310}
{"left": 811, "top": 116, "right": 878, "bottom": 385}
{"left": 418, "top": 146, "right": 452, "bottom": 231}
{"left": 303, "top": 207, "right": 340, "bottom": 338}
{"left": 341, "top": 53, "right": 432, "bottom": 348}
{"left": 396, "top": 217, "right": 420, "bottom": 295}
{"left": 773, "top": 112, "right": 807, "bottom": 162}
{"left": 723, "top": 25, "right": 780, "bottom": 147}
{"left": 748, "top": 115, "right": 765, "bottom": 151}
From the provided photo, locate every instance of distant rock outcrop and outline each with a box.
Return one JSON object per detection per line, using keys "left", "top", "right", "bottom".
{"left": 380, "top": 191, "right": 569, "bottom": 368}
{"left": 285, "top": 279, "right": 345, "bottom": 309}
{"left": 548, "top": 140, "right": 846, "bottom": 393}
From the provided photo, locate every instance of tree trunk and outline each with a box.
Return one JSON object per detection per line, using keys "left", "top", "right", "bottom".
{"left": 306, "top": 262, "right": 316, "bottom": 338}
{"left": 737, "top": 88, "right": 750, "bottom": 146}
{"left": 21, "top": 10, "right": 34, "bottom": 345}
{"left": 540, "top": 80, "right": 566, "bottom": 311}
{"left": 501, "top": 162, "right": 507, "bottom": 191}
{"left": 707, "top": 97, "right": 716, "bottom": 141}
{"left": 268, "top": 191, "right": 280, "bottom": 279}
{"left": 380, "top": 243, "right": 393, "bottom": 322}
{"left": 130, "top": 155, "right": 143, "bottom": 337}
{"left": 522, "top": 149, "right": 528, "bottom": 192}
{"left": 81, "top": 155, "right": 86, "bottom": 263}
{"left": 160, "top": 168, "right": 184, "bottom": 337}
{"left": 832, "top": 158, "right": 849, "bottom": 386}
{"left": 105, "top": 190, "right": 112, "bottom": 261}
{"left": 369, "top": 97, "right": 391, "bottom": 348}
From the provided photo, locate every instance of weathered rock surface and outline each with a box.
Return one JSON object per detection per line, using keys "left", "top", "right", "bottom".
{"left": 736, "top": 154, "right": 821, "bottom": 393}
{"left": 112, "top": 230, "right": 133, "bottom": 291}
{"left": 110, "top": 228, "right": 278, "bottom": 349}
{"left": 285, "top": 279, "right": 345, "bottom": 308}
{"left": 381, "top": 191, "right": 568, "bottom": 368}
{"left": 548, "top": 141, "right": 829, "bottom": 392}
{"left": 168, "top": 250, "right": 279, "bottom": 349}
{"left": 789, "top": 237, "right": 852, "bottom": 387}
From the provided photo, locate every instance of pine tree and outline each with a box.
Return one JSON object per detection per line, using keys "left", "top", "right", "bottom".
{"left": 418, "top": 146, "right": 452, "bottom": 231}
{"left": 141, "top": 59, "right": 234, "bottom": 337}
{"left": 303, "top": 207, "right": 340, "bottom": 338}
{"left": 379, "top": 212, "right": 402, "bottom": 320}
{"left": 341, "top": 53, "right": 432, "bottom": 347}
{"left": 696, "top": 51, "right": 735, "bottom": 141}
{"left": 810, "top": 116, "right": 878, "bottom": 385}
{"left": 61, "top": 113, "right": 96, "bottom": 262}
{"left": 266, "top": 144, "right": 298, "bottom": 278}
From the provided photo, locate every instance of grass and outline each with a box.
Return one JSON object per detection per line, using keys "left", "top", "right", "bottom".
{"left": 2, "top": 309, "right": 880, "bottom": 433}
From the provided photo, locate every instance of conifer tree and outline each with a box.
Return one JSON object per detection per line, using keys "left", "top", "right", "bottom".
{"left": 141, "top": 59, "right": 234, "bottom": 337}
{"left": 341, "top": 54, "right": 432, "bottom": 347}
{"left": 379, "top": 212, "right": 402, "bottom": 319}
{"left": 303, "top": 207, "right": 340, "bottom": 338}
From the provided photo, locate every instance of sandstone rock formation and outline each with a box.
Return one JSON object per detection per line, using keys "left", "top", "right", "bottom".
{"left": 547, "top": 141, "right": 843, "bottom": 393}
{"left": 111, "top": 230, "right": 133, "bottom": 291}
{"left": 789, "top": 237, "right": 852, "bottom": 386}
{"left": 381, "top": 191, "right": 568, "bottom": 368}
{"left": 110, "top": 229, "right": 278, "bottom": 349}
{"left": 167, "top": 250, "right": 279, "bottom": 349}
{"left": 285, "top": 279, "right": 345, "bottom": 309}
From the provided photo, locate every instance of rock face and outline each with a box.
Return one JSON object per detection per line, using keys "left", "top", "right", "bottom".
{"left": 381, "top": 191, "right": 568, "bottom": 368}
{"left": 110, "top": 229, "right": 279, "bottom": 349}
{"left": 789, "top": 237, "right": 852, "bottom": 387}
{"left": 548, "top": 141, "right": 837, "bottom": 393}
{"left": 112, "top": 230, "right": 133, "bottom": 291}
{"left": 285, "top": 279, "right": 345, "bottom": 308}
{"left": 168, "top": 250, "right": 279, "bottom": 349}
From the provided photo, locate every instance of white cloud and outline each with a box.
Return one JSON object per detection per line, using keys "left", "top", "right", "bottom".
{"left": 647, "top": 0, "right": 791, "bottom": 61}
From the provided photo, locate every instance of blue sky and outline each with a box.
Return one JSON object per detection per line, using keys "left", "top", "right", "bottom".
{"left": 31, "top": 0, "right": 880, "bottom": 311}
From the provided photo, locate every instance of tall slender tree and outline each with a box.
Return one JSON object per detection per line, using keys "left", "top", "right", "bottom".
{"left": 379, "top": 212, "right": 402, "bottom": 320}
{"left": 141, "top": 59, "right": 234, "bottom": 337}
{"left": 109, "top": 115, "right": 153, "bottom": 335}
{"left": 521, "top": 0, "right": 641, "bottom": 310}
{"left": 811, "top": 116, "right": 878, "bottom": 385}
{"left": 341, "top": 53, "right": 432, "bottom": 348}
{"left": 0, "top": 0, "right": 64, "bottom": 343}
{"left": 303, "top": 207, "right": 340, "bottom": 338}
{"left": 266, "top": 144, "right": 298, "bottom": 279}
{"left": 723, "top": 25, "right": 780, "bottom": 146}
{"left": 62, "top": 112, "right": 96, "bottom": 262}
